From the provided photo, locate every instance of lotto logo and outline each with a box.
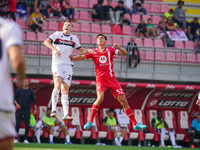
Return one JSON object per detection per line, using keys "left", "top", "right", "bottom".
{"left": 148, "top": 99, "right": 159, "bottom": 107}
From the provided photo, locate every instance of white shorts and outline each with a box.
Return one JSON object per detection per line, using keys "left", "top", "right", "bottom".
{"left": 52, "top": 64, "right": 73, "bottom": 86}
{"left": 0, "top": 111, "right": 16, "bottom": 140}
{"left": 115, "top": 126, "right": 121, "bottom": 131}
{"left": 53, "top": 126, "right": 60, "bottom": 132}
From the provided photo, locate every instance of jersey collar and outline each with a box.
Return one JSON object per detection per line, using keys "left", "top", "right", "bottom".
{"left": 63, "top": 33, "right": 70, "bottom": 37}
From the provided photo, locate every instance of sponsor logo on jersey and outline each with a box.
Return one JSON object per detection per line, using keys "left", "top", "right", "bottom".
{"left": 69, "top": 97, "right": 96, "bottom": 104}
{"left": 99, "top": 56, "right": 107, "bottom": 63}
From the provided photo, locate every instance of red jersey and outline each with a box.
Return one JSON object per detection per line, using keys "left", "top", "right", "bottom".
{"left": 85, "top": 47, "right": 119, "bottom": 79}
{"left": 52, "top": 2, "right": 61, "bottom": 9}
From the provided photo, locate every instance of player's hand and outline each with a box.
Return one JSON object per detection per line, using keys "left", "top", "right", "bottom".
{"left": 14, "top": 75, "right": 25, "bottom": 87}
{"left": 69, "top": 55, "right": 73, "bottom": 61}
{"left": 54, "top": 49, "right": 61, "bottom": 58}
{"left": 87, "top": 49, "right": 95, "bottom": 54}
{"left": 196, "top": 100, "right": 200, "bottom": 106}
{"left": 16, "top": 104, "right": 21, "bottom": 109}
{"left": 113, "top": 43, "right": 120, "bottom": 49}
{"left": 34, "top": 109, "right": 37, "bottom": 115}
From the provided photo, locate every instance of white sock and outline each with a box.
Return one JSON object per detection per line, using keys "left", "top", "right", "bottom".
{"left": 65, "top": 135, "right": 70, "bottom": 143}
{"left": 160, "top": 128, "right": 165, "bottom": 145}
{"left": 51, "top": 89, "right": 60, "bottom": 112}
{"left": 114, "top": 137, "right": 119, "bottom": 145}
{"left": 49, "top": 134, "right": 53, "bottom": 142}
{"left": 169, "top": 131, "right": 176, "bottom": 146}
{"left": 36, "top": 120, "right": 42, "bottom": 128}
{"left": 35, "top": 128, "right": 41, "bottom": 143}
{"left": 61, "top": 95, "right": 69, "bottom": 116}
{"left": 119, "top": 136, "right": 123, "bottom": 144}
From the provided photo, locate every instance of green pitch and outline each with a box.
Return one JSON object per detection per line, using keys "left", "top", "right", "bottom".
{"left": 14, "top": 143, "right": 191, "bottom": 150}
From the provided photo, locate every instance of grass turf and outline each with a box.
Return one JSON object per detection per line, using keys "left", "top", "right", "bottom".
{"left": 14, "top": 143, "right": 191, "bottom": 150}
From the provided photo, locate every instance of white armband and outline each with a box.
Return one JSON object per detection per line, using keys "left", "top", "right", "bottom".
{"left": 115, "top": 49, "right": 119, "bottom": 55}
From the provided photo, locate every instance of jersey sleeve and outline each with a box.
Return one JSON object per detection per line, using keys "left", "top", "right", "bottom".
{"left": 85, "top": 53, "right": 93, "bottom": 59}
{"left": 48, "top": 31, "right": 59, "bottom": 43}
{"left": 103, "top": 117, "right": 108, "bottom": 123}
{"left": 14, "top": 89, "right": 20, "bottom": 100}
{"left": 111, "top": 47, "right": 119, "bottom": 55}
{"left": 191, "top": 119, "right": 196, "bottom": 129}
{"left": 5, "top": 22, "right": 22, "bottom": 51}
{"left": 74, "top": 35, "right": 82, "bottom": 49}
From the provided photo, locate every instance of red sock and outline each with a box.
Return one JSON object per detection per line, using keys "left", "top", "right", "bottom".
{"left": 89, "top": 104, "right": 99, "bottom": 122}
{"left": 125, "top": 108, "right": 138, "bottom": 126}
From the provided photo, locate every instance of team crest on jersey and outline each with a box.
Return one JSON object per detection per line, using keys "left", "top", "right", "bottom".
{"left": 99, "top": 56, "right": 107, "bottom": 63}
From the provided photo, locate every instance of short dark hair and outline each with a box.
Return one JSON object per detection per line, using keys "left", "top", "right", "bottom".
{"left": 148, "top": 18, "right": 152, "bottom": 21}
{"left": 169, "top": 9, "right": 174, "bottom": 13}
{"left": 96, "top": 33, "right": 107, "bottom": 40}
{"left": 118, "top": 0, "right": 124, "bottom": 4}
{"left": 47, "top": 108, "right": 52, "bottom": 111}
{"left": 159, "top": 21, "right": 163, "bottom": 24}
{"left": 108, "top": 108, "right": 114, "bottom": 112}
{"left": 98, "top": 0, "right": 104, "bottom": 5}
{"left": 177, "top": 0, "right": 184, "bottom": 5}
{"left": 64, "top": 21, "right": 73, "bottom": 27}
{"left": 157, "top": 110, "right": 162, "bottom": 114}
{"left": 194, "top": 17, "right": 198, "bottom": 21}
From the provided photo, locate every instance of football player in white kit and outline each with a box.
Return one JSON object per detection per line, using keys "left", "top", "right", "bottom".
{"left": 0, "top": 18, "right": 26, "bottom": 150}
{"left": 44, "top": 21, "right": 93, "bottom": 121}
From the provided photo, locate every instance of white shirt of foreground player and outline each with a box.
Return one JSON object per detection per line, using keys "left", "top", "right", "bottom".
{"left": 49, "top": 31, "right": 81, "bottom": 65}
{"left": 0, "top": 18, "right": 22, "bottom": 112}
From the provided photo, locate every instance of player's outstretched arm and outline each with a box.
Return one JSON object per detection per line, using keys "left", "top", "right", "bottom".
{"left": 77, "top": 48, "right": 95, "bottom": 55}
{"left": 113, "top": 44, "right": 128, "bottom": 56}
{"left": 8, "top": 45, "right": 26, "bottom": 86}
{"left": 72, "top": 55, "right": 86, "bottom": 61}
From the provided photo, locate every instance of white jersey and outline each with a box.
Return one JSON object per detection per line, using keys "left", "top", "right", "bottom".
{"left": 0, "top": 18, "right": 22, "bottom": 112}
{"left": 49, "top": 32, "right": 81, "bottom": 65}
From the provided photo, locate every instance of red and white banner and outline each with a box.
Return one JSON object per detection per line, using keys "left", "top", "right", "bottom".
{"left": 166, "top": 31, "right": 188, "bottom": 41}
{"left": 12, "top": 78, "right": 200, "bottom": 90}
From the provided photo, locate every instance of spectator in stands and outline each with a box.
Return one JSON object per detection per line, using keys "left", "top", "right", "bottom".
{"left": 61, "top": 0, "right": 75, "bottom": 21}
{"left": 125, "top": 37, "right": 140, "bottom": 68}
{"left": 52, "top": 0, "right": 66, "bottom": 20}
{"left": 34, "top": 108, "right": 73, "bottom": 144}
{"left": 16, "top": 0, "right": 27, "bottom": 21}
{"left": 30, "top": 0, "right": 40, "bottom": 14}
{"left": 103, "top": 0, "right": 115, "bottom": 24}
{"left": 124, "top": 0, "right": 133, "bottom": 16}
{"left": 29, "top": 7, "right": 44, "bottom": 33}
{"left": 151, "top": 111, "right": 181, "bottom": 148}
{"left": 157, "top": 21, "right": 166, "bottom": 39}
{"left": 92, "top": 0, "right": 104, "bottom": 21}
{"left": 164, "top": 9, "right": 174, "bottom": 23}
{"left": 7, "top": 0, "right": 16, "bottom": 21}
{"left": 132, "top": 0, "right": 147, "bottom": 15}
{"left": 102, "top": 109, "right": 126, "bottom": 146}
{"left": 39, "top": 0, "right": 51, "bottom": 19}
{"left": 174, "top": 0, "right": 186, "bottom": 29}
{"left": 197, "top": 37, "right": 200, "bottom": 53}
{"left": 187, "top": 18, "right": 200, "bottom": 41}
{"left": 189, "top": 113, "right": 200, "bottom": 148}
{"left": 146, "top": 18, "right": 156, "bottom": 37}
{"left": 114, "top": 1, "right": 127, "bottom": 25}
{"left": 0, "top": 0, "right": 7, "bottom": 18}
{"left": 136, "top": 18, "right": 148, "bottom": 38}
{"left": 165, "top": 17, "right": 176, "bottom": 47}
{"left": 14, "top": 79, "right": 37, "bottom": 144}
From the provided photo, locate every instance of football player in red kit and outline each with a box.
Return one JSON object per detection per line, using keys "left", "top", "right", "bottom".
{"left": 72, "top": 34, "right": 147, "bottom": 130}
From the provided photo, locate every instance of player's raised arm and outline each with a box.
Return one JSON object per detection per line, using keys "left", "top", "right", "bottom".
{"left": 113, "top": 44, "right": 128, "bottom": 56}
{"left": 72, "top": 55, "right": 86, "bottom": 61}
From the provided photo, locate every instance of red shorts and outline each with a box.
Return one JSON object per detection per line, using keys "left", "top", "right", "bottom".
{"left": 96, "top": 77, "right": 124, "bottom": 99}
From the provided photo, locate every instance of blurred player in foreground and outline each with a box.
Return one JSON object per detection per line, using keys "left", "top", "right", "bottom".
{"left": 44, "top": 21, "right": 93, "bottom": 121}
{"left": 0, "top": 17, "right": 25, "bottom": 150}
{"left": 72, "top": 33, "right": 147, "bottom": 130}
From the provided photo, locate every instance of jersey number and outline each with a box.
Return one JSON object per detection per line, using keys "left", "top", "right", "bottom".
{"left": 116, "top": 89, "right": 123, "bottom": 94}
{"left": 0, "top": 39, "right": 2, "bottom": 61}
{"left": 67, "top": 75, "right": 71, "bottom": 80}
